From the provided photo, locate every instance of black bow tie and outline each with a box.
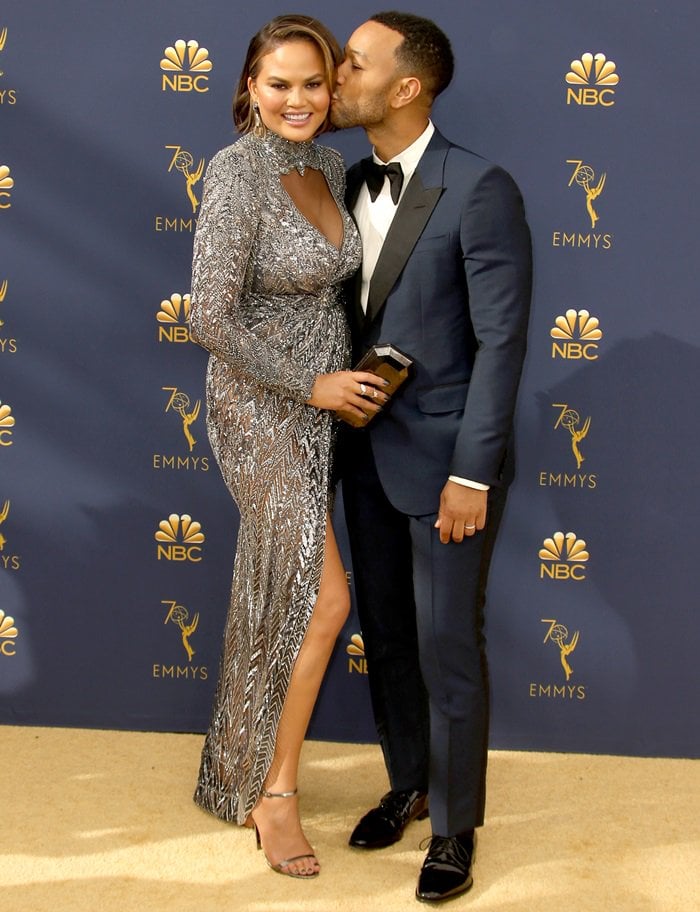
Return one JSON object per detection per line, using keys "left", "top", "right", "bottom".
{"left": 361, "top": 159, "right": 404, "bottom": 205}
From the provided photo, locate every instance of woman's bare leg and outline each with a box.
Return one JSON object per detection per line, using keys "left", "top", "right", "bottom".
{"left": 251, "top": 514, "right": 350, "bottom": 875}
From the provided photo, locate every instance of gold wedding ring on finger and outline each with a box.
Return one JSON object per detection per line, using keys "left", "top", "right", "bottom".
{"left": 464, "top": 523, "right": 476, "bottom": 531}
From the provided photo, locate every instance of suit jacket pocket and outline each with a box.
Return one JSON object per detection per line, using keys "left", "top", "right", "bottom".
{"left": 417, "top": 381, "right": 469, "bottom": 414}
{"left": 414, "top": 233, "right": 450, "bottom": 253}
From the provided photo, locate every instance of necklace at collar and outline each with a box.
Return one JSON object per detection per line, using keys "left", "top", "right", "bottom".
{"left": 255, "top": 130, "right": 322, "bottom": 176}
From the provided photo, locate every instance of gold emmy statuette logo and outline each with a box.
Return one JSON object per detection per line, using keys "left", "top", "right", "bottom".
{"left": 0, "top": 607, "right": 18, "bottom": 656}
{"left": 0, "top": 498, "right": 19, "bottom": 570}
{"left": 0, "top": 277, "right": 16, "bottom": 353}
{"left": 0, "top": 164, "right": 13, "bottom": 209}
{"left": 161, "top": 39, "right": 212, "bottom": 92}
{"left": 550, "top": 309, "right": 602, "bottom": 360}
{"left": 157, "top": 293, "right": 191, "bottom": 343}
{"left": 567, "top": 160, "right": 606, "bottom": 229}
{"left": 541, "top": 619, "right": 579, "bottom": 681}
{"left": 163, "top": 600, "right": 199, "bottom": 661}
{"left": 539, "top": 531, "right": 589, "bottom": 581}
{"left": 552, "top": 403, "right": 590, "bottom": 468}
{"left": 0, "top": 27, "right": 15, "bottom": 104}
{"left": 0, "top": 278, "right": 7, "bottom": 326}
{"left": 162, "top": 387, "right": 201, "bottom": 452}
{"left": 347, "top": 633, "right": 368, "bottom": 674}
{"left": 0, "top": 499, "right": 10, "bottom": 551}
{"left": 155, "top": 513, "right": 205, "bottom": 562}
{"left": 165, "top": 146, "right": 205, "bottom": 213}
{"left": 0, "top": 400, "right": 15, "bottom": 446}
{"left": 565, "top": 52, "right": 619, "bottom": 106}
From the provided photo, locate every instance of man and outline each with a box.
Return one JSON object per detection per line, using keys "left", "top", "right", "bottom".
{"left": 331, "top": 12, "right": 532, "bottom": 904}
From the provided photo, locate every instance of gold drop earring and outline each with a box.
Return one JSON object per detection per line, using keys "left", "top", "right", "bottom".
{"left": 253, "top": 101, "right": 266, "bottom": 138}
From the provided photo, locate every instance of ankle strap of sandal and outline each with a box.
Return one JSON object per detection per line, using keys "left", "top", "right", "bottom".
{"left": 261, "top": 787, "right": 298, "bottom": 798}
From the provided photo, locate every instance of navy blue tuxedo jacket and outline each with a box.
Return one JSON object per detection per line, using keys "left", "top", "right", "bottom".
{"left": 344, "top": 128, "right": 532, "bottom": 516}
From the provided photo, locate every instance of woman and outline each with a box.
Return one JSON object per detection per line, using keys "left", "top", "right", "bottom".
{"left": 189, "top": 15, "right": 387, "bottom": 879}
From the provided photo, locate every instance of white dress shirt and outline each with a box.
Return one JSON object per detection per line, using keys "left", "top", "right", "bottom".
{"left": 353, "top": 121, "right": 489, "bottom": 493}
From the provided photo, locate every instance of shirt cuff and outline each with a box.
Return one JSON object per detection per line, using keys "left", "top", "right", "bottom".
{"left": 448, "top": 475, "right": 490, "bottom": 491}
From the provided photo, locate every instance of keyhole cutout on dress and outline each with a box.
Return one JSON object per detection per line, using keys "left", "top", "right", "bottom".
{"left": 280, "top": 169, "right": 344, "bottom": 251}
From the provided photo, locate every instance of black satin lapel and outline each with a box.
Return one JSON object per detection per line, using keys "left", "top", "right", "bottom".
{"left": 345, "top": 269, "right": 364, "bottom": 334}
{"left": 344, "top": 161, "right": 367, "bottom": 334}
{"left": 345, "top": 160, "right": 367, "bottom": 210}
{"left": 366, "top": 173, "right": 444, "bottom": 325}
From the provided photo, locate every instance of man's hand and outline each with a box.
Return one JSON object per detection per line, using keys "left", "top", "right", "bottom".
{"left": 434, "top": 480, "right": 487, "bottom": 544}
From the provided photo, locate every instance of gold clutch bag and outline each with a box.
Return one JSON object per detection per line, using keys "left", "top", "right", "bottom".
{"left": 344, "top": 343, "right": 414, "bottom": 428}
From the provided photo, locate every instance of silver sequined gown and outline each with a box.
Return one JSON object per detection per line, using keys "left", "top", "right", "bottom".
{"left": 189, "top": 131, "right": 361, "bottom": 824}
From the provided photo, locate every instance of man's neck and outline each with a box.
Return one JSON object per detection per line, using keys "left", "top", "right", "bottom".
{"left": 366, "top": 116, "right": 430, "bottom": 163}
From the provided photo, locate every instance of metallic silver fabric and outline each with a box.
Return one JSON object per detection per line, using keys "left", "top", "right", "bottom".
{"left": 189, "top": 131, "right": 361, "bottom": 824}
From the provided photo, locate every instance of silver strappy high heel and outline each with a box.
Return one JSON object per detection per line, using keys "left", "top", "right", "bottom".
{"left": 253, "top": 787, "right": 320, "bottom": 879}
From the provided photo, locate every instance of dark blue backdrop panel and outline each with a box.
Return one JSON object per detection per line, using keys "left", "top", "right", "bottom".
{"left": 0, "top": 1, "right": 698, "bottom": 758}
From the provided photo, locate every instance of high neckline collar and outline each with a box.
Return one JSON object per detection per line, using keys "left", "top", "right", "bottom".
{"left": 255, "top": 130, "right": 322, "bottom": 176}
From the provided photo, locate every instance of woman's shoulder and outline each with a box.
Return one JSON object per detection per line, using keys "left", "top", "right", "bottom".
{"left": 316, "top": 142, "right": 345, "bottom": 169}
{"left": 316, "top": 143, "right": 346, "bottom": 189}
{"left": 207, "top": 134, "right": 257, "bottom": 175}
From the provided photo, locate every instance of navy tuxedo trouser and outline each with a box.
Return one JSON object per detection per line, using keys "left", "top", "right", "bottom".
{"left": 342, "top": 432, "right": 507, "bottom": 835}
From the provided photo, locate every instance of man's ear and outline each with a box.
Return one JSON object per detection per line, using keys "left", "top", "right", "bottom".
{"left": 391, "top": 76, "right": 422, "bottom": 109}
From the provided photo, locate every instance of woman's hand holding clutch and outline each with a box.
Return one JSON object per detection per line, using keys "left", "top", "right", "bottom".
{"left": 307, "top": 371, "right": 389, "bottom": 425}
{"left": 334, "top": 344, "right": 413, "bottom": 427}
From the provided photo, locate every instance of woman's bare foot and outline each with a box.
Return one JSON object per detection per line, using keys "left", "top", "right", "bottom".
{"left": 250, "top": 790, "right": 319, "bottom": 878}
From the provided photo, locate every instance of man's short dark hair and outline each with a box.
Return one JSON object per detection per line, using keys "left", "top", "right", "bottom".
{"left": 370, "top": 11, "right": 454, "bottom": 100}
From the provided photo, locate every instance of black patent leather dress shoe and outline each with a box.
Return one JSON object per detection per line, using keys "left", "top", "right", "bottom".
{"left": 349, "top": 789, "right": 429, "bottom": 849}
{"left": 415, "top": 831, "right": 475, "bottom": 903}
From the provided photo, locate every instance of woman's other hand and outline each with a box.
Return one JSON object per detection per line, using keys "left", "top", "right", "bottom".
{"left": 308, "top": 371, "right": 390, "bottom": 423}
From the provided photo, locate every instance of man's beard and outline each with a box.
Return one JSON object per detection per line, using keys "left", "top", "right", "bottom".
{"left": 331, "top": 95, "right": 388, "bottom": 130}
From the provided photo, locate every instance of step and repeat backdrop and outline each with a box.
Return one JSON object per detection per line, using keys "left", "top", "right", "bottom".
{"left": 1, "top": 1, "right": 698, "bottom": 757}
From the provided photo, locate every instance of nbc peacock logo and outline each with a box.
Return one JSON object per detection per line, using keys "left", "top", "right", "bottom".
{"left": 565, "top": 52, "right": 619, "bottom": 106}
{"left": 0, "top": 608, "right": 18, "bottom": 657}
{"left": 157, "top": 293, "right": 192, "bottom": 343}
{"left": 160, "top": 39, "right": 212, "bottom": 92}
{"left": 539, "top": 531, "right": 589, "bottom": 581}
{"left": 0, "top": 400, "right": 15, "bottom": 446}
{"left": 155, "top": 513, "right": 205, "bottom": 562}
{"left": 0, "top": 164, "right": 13, "bottom": 209}
{"left": 347, "top": 633, "right": 368, "bottom": 674}
{"left": 550, "top": 309, "right": 602, "bottom": 360}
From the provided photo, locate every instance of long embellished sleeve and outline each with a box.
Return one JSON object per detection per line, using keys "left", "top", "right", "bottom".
{"left": 189, "top": 147, "right": 317, "bottom": 402}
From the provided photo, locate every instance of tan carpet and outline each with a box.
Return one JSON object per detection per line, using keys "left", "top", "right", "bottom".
{"left": 1, "top": 726, "right": 697, "bottom": 911}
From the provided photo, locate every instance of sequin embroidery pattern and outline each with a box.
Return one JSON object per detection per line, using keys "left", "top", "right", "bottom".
{"left": 189, "top": 131, "right": 361, "bottom": 823}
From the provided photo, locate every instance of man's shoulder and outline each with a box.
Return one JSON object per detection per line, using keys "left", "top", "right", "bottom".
{"left": 434, "top": 132, "right": 523, "bottom": 200}
{"left": 434, "top": 131, "right": 502, "bottom": 175}
{"left": 346, "top": 154, "right": 368, "bottom": 174}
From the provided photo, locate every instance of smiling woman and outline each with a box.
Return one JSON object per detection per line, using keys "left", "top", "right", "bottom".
{"left": 247, "top": 41, "right": 330, "bottom": 143}
{"left": 233, "top": 15, "right": 341, "bottom": 138}
{"left": 187, "top": 12, "right": 387, "bottom": 886}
